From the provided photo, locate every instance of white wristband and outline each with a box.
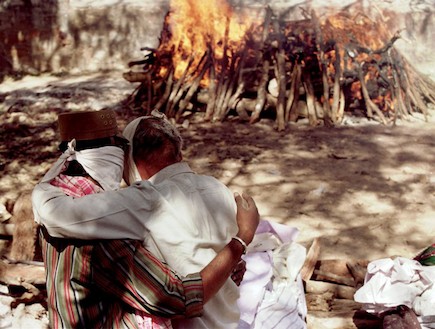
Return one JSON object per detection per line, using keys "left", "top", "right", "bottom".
{"left": 232, "top": 236, "right": 247, "bottom": 254}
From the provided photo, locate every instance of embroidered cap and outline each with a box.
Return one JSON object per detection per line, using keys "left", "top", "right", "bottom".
{"left": 58, "top": 109, "right": 119, "bottom": 141}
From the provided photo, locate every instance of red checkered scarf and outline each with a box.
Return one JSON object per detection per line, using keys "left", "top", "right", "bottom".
{"left": 51, "top": 174, "right": 103, "bottom": 198}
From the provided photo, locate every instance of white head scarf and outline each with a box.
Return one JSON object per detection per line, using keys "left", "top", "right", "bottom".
{"left": 41, "top": 139, "right": 125, "bottom": 191}
{"left": 122, "top": 117, "right": 143, "bottom": 186}
{"left": 122, "top": 110, "right": 167, "bottom": 185}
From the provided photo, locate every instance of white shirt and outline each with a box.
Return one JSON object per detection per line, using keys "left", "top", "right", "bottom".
{"left": 33, "top": 162, "right": 240, "bottom": 329}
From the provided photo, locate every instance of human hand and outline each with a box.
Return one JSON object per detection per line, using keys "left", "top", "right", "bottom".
{"left": 234, "top": 192, "right": 259, "bottom": 246}
{"left": 231, "top": 259, "right": 246, "bottom": 286}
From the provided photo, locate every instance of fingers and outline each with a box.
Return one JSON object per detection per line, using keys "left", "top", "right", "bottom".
{"left": 242, "top": 193, "right": 257, "bottom": 210}
{"left": 234, "top": 192, "right": 250, "bottom": 209}
{"left": 231, "top": 259, "right": 247, "bottom": 286}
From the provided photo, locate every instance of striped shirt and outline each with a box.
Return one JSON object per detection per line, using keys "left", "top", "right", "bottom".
{"left": 40, "top": 174, "right": 203, "bottom": 329}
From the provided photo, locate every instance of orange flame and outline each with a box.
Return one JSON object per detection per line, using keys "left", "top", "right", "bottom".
{"left": 158, "top": 0, "right": 253, "bottom": 83}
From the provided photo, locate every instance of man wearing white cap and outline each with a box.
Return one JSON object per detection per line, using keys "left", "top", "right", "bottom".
{"left": 35, "top": 109, "right": 259, "bottom": 329}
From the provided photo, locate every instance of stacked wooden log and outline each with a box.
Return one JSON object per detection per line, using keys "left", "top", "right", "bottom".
{"left": 123, "top": 6, "right": 435, "bottom": 130}
{"left": 301, "top": 239, "right": 382, "bottom": 328}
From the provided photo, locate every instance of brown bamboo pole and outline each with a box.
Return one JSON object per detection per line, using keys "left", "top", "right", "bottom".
{"left": 177, "top": 52, "right": 211, "bottom": 117}
{"left": 331, "top": 44, "right": 342, "bottom": 124}
{"left": 251, "top": 58, "right": 270, "bottom": 124}
{"left": 212, "top": 17, "right": 231, "bottom": 121}
{"left": 311, "top": 9, "right": 333, "bottom": 126}
{"left": 287, "top": 64, "right": 302, "bottom": 122}
{"left": 204, "top": 47, "right": 217, "bottom": 121}
{"left": 337, "top": 89, "right": 345, "bottom": 123}
{"left": 302, "top": 71, "right": 319, "bottom": 126}
{"left": 153, "top": 67, "right": 174, "bottom": 112}
{"left": 249, "top": 7, "right": 273, "bottom": 124}
{"left": 355, "top": 63, "right": 388, "bottom": 124}
{"left": 167, "top": 55, "right": 195, "bottom": 117}
{"left": 272, "top": 19, "right": 287, "bottom": 131}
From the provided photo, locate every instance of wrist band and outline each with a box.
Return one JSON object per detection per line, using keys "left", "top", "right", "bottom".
{"left": 232, "top": 236, "right": 247, "bottom": 254}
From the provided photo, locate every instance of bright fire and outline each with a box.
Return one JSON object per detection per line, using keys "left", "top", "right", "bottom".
{"left": 158, "top": 0, "right": 254, "bottom": 83}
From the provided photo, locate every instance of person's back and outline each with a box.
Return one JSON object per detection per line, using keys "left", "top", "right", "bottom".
{"left": 147, "top": 164, "right": 239, "bottom": 329}
{"left": 123, "top": 117, "right": 240, "bottom": 329}
{"left": 39, "top": 109, "right": 136, "bottom": 328}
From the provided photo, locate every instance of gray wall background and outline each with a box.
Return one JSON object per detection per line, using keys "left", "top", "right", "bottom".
{"left": 0, "top": 0, "right": 433, "bottom": 81}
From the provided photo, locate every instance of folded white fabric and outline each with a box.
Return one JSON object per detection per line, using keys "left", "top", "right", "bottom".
{"left": 413, "top": 266, "right": 435, "bottom": 317}
{"left": 354, "top": 257, "right": 434, "bottom": 315}
{"left": 237, "top": 220, "right": 307, "bottom": 329}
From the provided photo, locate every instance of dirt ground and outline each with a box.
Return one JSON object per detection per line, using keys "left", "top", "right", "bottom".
{"left": 1, "top": 71, "right": 434, "bottom": 262}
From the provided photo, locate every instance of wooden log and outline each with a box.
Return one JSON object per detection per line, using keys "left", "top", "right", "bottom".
{"left": 305, "top": 291, "right": 333, "bottom": 312}
{"left": 234, "top": 98, "right": 252, "bottom": 121}
{"left": 311, "top": 9, "right": 333, "bottom": 126}
{"left": 167, "top": 55, "right": 195, "bottom": 117}
{"left": 177, "top": 54, "right": 210, "bottom": 118}
{"left": 331, "top": 44, "right": 343, "bottom": 123}
{"left": 204, "top": 53, "right": 217, "bottom": 121}
{"left": 355, "top": 62, "right": 388, "bottom": 124}
{"left": 331, "top": 298, "right": 364, "bottom": 312}
{"left": 250, "top": 58, "right": 270, "bottom": 124}
{"left": 302, "top": 71, "right": 319, "bottom": 126}
{"left": 305, "top": 280, "right": 356, "bottom": 300}
{"left": 312, "top": 259, "right": 369, "bottom": 287}
{"left": 390, "top": 64, "right": 408, "bottom": 122}
{"left": 272, "top": 18, "right": 287, "bottom": 131}
{"left": 0, "top": 260, "right": 45, "bottom": 286}
{"left": 307, "top": 310, "right": 382, "bottom": 329}
{"left": 0, "top": 223, "right": 14, "bottom": 236}
{"left": 218, "top": 47, "right": 248, "bottom": 121}
{"left": 153, "top": 67, "right": 174, "bottom": 112}
{"left": 249, "top": 6, "right": 273, "bottom": 123}
{"left": 219, "top": 53, "right": 248, "bottom": 120}
{"left": 287, "top": 64, "right": 302, "bottom": 122}
{"left": 9, "top": 191, "right": 40, "bottom": 262}
{"left": 122, "top": 71, "right": 151, "bottom": 83}
{"left": 337, "top": 89, "right": 345, "bottom": 123}
{"left": 212, "top": 19, "right": 232, "bottom": 121}
{"left": 301, "top": 238, "right": 321, "bottom": 282}
{"left": 314, "top": 269, "right": 355, "bottom": 287}
{"left": 227, "top": 82, "right": 245, "bottom": 115}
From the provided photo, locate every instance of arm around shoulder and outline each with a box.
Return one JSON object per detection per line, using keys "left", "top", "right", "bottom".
{"left": 32, "top": 182, "right": 155, "bottom": 240}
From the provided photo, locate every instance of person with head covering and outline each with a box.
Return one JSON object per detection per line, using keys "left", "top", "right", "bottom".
{"left": 121, "top": 114, "right": 243, "bottom": 329}
{"left": 35, "top": 109, "right": 259, "bottom": 329}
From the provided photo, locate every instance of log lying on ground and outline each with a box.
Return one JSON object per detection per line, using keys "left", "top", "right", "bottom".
{"left": 0, "top": 223, "right": 14, "bottom": 236}
{"left": 9, "top": 191, "right": 41, "bottom": 262}
{"left": 307, "top": 310, "right": 382, "bottom": 329}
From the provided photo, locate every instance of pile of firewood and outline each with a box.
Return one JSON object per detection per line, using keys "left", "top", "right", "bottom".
{"left": 301, "top": 239, "right": 382, "bottom": 328}
{"left": 123, "top": 5, "right": 435, "bottom": 130}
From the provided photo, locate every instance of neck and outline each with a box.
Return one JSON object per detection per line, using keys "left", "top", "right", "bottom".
{"left": 137, "top": 160, "right": 179, "bottom": 180}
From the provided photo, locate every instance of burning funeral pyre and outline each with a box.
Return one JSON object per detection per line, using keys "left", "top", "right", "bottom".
{"left": 123, "top": 0, "right": 435, "bottom": 130}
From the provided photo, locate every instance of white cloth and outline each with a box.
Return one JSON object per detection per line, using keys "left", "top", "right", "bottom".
{"left": 354, "top": 257, "right": 435, "bottom": 329}
{"left": 413, "top": 267, "right": 435, "bottom": 316}
{"left": 121, "top": 117, "right": 143, "bottom": 185}
{"left": 237, "top": 220, "right": 307, "bottom": 329}
{"left": 33, "top": 162, "right": 240, "bottom": 329}
{"left": 40, "top": 140, "right": 124, "bottom": 191}
{"left": 121, "top": 111, "right": 167, "bottom": 185}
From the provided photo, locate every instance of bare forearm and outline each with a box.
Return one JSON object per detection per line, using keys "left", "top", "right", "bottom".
{"left": 200, "top": 239, "right": 245, "bottom": 303}
{"left": 199, "top": 192, "right": 259, "bottom": 302}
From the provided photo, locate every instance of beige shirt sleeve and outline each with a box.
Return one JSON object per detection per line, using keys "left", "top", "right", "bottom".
{"left": 32, "top": 181, "right": 160, "bottom": 240}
